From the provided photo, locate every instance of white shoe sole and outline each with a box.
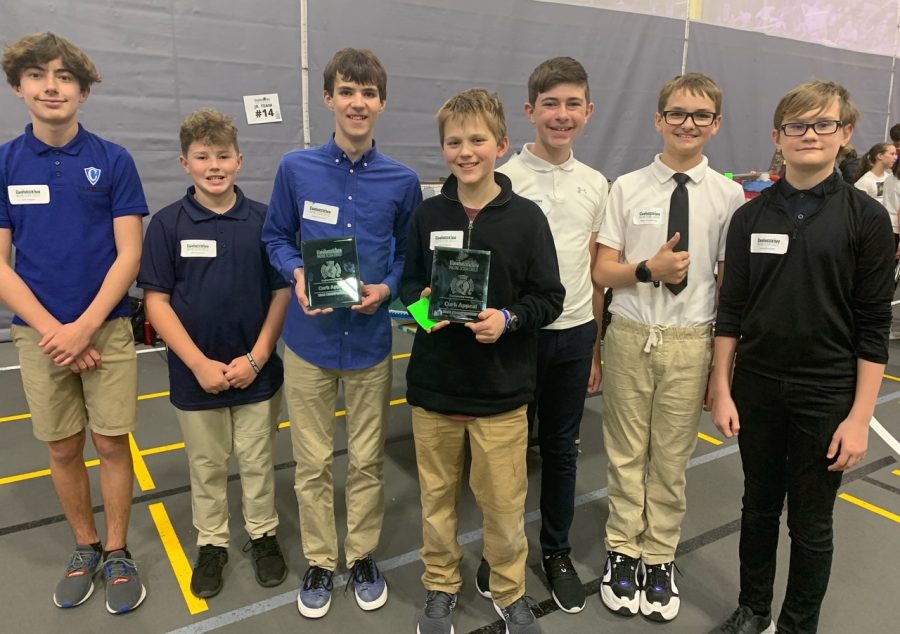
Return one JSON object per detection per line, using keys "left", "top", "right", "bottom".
{"left": 297, "top": 593, "right": 331, "bottom": 619}
{"left": 356, "top": 584, "right": 388, "bottom": 611}
{"left": 106, "top": 582, "right": 147, "bottom": 614}
{"left": 639, "top": 593, "right": 680, "bottom": 622}
{"left": 600, "top": 584, "right": 639, "bottom": 616}
{"left": 551, "top": 588, "right": 585, "bottom": 614}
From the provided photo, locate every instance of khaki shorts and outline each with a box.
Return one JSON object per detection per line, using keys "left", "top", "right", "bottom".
{"left": 12, "top": 316, "right": 139, "bottom": 442}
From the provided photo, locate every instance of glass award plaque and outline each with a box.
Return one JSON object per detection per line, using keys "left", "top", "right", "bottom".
{"left": 301, "top": 236, "right": 361, "bottom": 309}
{"left": 428, "top": 247, "right": 491, "bottom": 322}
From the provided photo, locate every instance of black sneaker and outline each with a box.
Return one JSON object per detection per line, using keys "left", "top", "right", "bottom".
{"left": 710, "top": 606, "right": 776, "bottom": 634}
{"left": 242, "top": 533, "right": 287, "bottom": 588}
{"left": 542, "top": 554, "right": 585, "bottom": 614}
{"left": 191, "top": 545, "right": 228, "bottom": 598}
{"left": 640, "top": 561, "right": 679, "bottom": 621}
{"left": 600, "top": 550, "right": 641, "bottom": 616}
{"left": 475, "top": 557, "right": 491, "bottom": 598}
{"left": 417, "top": 590, "right": 457, "bottom": 634}
{"left": 493, "top": 596, "right": 542, "bottom": 634}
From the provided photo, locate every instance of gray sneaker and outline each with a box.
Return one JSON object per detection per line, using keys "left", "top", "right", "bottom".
{"left": 493, "top": 596, "right": 542, "bottom": 634}
{"left": 103, "top": 550, "right": 147, "bottom": 614}
{"left": 710, "top": 606, "right": 776, "bottom": 633}
{"left": 53, "top": 545, "right": 102, "bottom": 608}
{"left": 417, "top": 590, "right": 457, "bottom": 634}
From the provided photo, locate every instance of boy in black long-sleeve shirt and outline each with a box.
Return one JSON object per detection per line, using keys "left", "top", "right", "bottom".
{"left": 707, "top": 81, "right": 894, "bottom": 634}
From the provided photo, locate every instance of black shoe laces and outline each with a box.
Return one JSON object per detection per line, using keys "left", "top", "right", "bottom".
{"left": 423, "top": 590, "right": 456, "bottom": 617}
{"left": 500, "top": 596, "right": 539, "bottom": 625}
{"left": 196, "top": 547, "right": 227, "bottom": 573}
{"left": 303, "top": 566, "right": 333, "bottom": 591}
{"left": 243, "top": 534, "right": 280, "bottom": 560}
{"left": 344, "top": 556, "right": 377, "bottom": 594}
{"left": 644, "top": 562, "right": 681, "bottom": 590}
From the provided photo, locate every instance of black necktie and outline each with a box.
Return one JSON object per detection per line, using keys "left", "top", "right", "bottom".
{"left": 666, "top": 172, "right": 690, "bottom": 295}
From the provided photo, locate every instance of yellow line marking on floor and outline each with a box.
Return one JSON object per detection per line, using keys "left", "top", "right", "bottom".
{"left": 0, "top": 412, "right": 31, "bottom": 423}
{"left": 138, "top": 391, "right": 170, "bottom": 401}
{"left": 148, "top": 502, "right": 208, "bottom": 615}
{"left": 839, "top": 493, "right": 900, "bottom": 524}
{"left": 129, "top": 433, "right": 155, "bottom": 491}
{"left": 142, "top": 442, "right": 186, "bottom": 456}
{"left": 893, "top": 469, "right": 900, "bottom": 477}
{"left": 883, "top": 373, "right": 900, "bottom": 382}
{"left": 0, "top": 458, "right": 100, "bottom": 486}
{"left": 698, "top": 432, "right": 723, "bottom": 446}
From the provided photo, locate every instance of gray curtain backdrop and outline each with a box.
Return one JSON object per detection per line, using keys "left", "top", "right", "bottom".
{"left": 1, "top": 0, "right": 899, "bottom": 338}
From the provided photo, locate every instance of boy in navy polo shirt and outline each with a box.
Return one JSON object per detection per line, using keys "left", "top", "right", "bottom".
{"left": 139, "top": 108, "right": 291, "bottom": 599}
{"left": 709, "top": 81, "right": 893, "bottom": 634}
{"left": 262, "top": 48, "right": 422, "bottom": 619}
{"left": 0, "top": 33, "right": 148, "bottom": 614}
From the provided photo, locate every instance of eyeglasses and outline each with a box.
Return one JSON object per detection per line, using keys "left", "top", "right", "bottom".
{"left": 661, "top": 110, "right": 718, "bottom": 127}
{"left": 779, "top": 120, "right": 843, "bottom": 136}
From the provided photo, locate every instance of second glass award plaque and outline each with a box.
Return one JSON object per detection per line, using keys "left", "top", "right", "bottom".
{"left": 428, "top": 247, "right": 491, "bottom": 322}
{"left": 301, "top": 236, "right": 361, "bottom": 309}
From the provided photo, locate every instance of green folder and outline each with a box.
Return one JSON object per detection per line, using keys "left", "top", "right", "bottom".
{"left": 407, "top": 296, "right": 440, "bottom": 331}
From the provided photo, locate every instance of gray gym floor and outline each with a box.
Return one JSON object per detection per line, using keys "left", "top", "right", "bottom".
{"left": 0, "top": 327, "right": 897, "bottom": 634}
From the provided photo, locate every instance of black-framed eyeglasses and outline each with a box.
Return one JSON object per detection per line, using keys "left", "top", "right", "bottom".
{"left": 779, "top": 120, "right": 843, "bottom": 136}
{"left": 661, "top": 110, "right": 718, "bottom": 127}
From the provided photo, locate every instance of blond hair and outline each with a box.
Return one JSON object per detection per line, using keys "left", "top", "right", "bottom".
{"left": 179, "top": 108, "right": 239, "bottom": 156}
{"left": 436, "top": 88, "right": 506, "bottom": 145}
{"left": 658, "top": 72, "right": 722, "bottom": 115}
{"left": 773, "top": 80, "right": 859, "bottom": 129}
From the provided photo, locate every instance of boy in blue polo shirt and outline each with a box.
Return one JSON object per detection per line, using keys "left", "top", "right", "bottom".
{"left": 0, "top": 33, "right": 148, "bottom": 614}
{"left": 262, "top": 48, "right": 422, "bottom": 619}
{"left": 139, "top": 108, "right": 291, "bottom": 599}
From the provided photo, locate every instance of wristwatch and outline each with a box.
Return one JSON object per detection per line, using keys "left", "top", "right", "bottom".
{"left": 635, "top": 260, "right": 653, "bottom": 283}
{"left": 507, "top": 310, "right": 521, "bottom": 332}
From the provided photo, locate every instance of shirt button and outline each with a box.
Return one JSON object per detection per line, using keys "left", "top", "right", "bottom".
{"left": 798, "top": 213, "right": 805, "bottom": 220}
{"left": 55, "top": 171, "right": 62, "bottom": 177}
{"left": 54, "top": 160, "right": 60, "bottom": 166}
{"left": 363, "top": 163, "right": 368, "bottom": 167}
{"left": 348, "top": 195, "right": 353, "bottom": 200}
{"left": 335, "top": 158, "right": 339, "bottom": 163}
{"left": 344, "top": 331, "right": 349, "bottom": 336}
{"left": 53, "top": 150, "right": 60, "bottom": 155}
{"left": 349, "top": 169, "right": 354, "bottom": 173}
{"left": 347, "top": 223, "right": 352, "bottom": 228}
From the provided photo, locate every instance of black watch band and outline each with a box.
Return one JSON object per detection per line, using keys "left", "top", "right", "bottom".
{"left": 636, "top": 260, "right": 652, "bottom": 283}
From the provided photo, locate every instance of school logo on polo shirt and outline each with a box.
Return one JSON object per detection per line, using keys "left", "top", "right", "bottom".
{"left": 84, "top": 167, "right": 102, "bottom": 186}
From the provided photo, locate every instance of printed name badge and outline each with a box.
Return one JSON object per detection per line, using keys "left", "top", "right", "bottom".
{"left": 429, "top": 230, "right": 464, "bottom": 250}
{"left": 750, "top": 233, "right": 789, "bottom": 255}
{"left": 180, "top": 240, "right": 217, "bottom": 258}
{"left": 633, "top": 207, "right": 664, "bottom": 225}
{"left": 531, "top": 198, "right": 552, "bottom": 216}
{"left": 302, "top": 200, "right": 340, "bottom": 225}
{"left": 8, "top": 185, "right": 50, "bottom": 205}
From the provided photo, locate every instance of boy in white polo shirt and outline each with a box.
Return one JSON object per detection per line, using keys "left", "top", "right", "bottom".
{"left": 592, "top": 73, "right": 745, "bottom": 623}
{"left": 474, "top": 57, "right": 607, "bottom": 615}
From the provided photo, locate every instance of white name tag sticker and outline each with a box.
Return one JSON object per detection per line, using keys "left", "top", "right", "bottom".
{"left": 531, "top": 198, "right": 552, "bottom": 216}
{"left": 633, "top": 207, "right": 664, "bottom": 225}
{"left": 8, "top": 185, "right": 50, "bottom": 205}
{"left": 302, "top": 200, "right": 339, "bottom": 225}
{"left": 429, "top": 230, "right": 464, "bottom": 250}
{"left": 180, "top": 239, "right": 217, "bottom": 258}
{"left": 750, "top": 233, "right": 789, "bottom": 254}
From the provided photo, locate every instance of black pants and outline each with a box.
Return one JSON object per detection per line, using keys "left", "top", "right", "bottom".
{"left": 732, "top": 368, "right": 853, "bottom": 634}
{"left": 528, "top": 320, "right": 597, "bottom": 557}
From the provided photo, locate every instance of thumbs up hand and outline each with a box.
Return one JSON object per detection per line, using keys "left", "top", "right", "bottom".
{"left": 647, "top": 232, "right": 690, "bottom": 284}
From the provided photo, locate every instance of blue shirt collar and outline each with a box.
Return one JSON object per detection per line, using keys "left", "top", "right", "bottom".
{"left": 24, "top": 123, "right": 87, "bottom": 156}
{"left": 324, "top": 134, "right": 379, "bottom": 166}
{"left": 182, "top": 185, "right": 249, "bottom": 221}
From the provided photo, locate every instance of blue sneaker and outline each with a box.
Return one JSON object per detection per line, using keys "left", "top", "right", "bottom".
{"left": 298, "top": 565, "right": 334, "bottom": 618}
{"left": 53, "top": 545, "right": 102, "bottom": 608}
{"left": 349, "top": 554, "right": 388, "bottom": 610}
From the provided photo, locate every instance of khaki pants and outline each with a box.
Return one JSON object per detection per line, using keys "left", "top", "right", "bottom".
{"left": 283, "top": 349, "right": 391, "bottom": 570}
{"left": 176, "top": 392, "right": 282, "bottom": 547}
{"left": 602, "top": 316, "right": 712, "bottom": 564}
{"left": 412, "top": 405, "right": 529, "bottom": 608}
{"left": 12, "top": 317, "right": 138, "bottom": 441}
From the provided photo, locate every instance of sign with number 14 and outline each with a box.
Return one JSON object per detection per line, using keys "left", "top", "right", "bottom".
{"left": 243, "top": 93, "right": 283, "bottom": 125}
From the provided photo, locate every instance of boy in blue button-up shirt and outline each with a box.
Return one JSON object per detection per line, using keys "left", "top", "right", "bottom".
{"left": 262, "top": 48, "right": 422, "bottom": 619}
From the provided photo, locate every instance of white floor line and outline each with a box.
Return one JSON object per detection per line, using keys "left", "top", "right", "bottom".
{"left": 871, "top": 416, "right": 900, "bottom": 456}
{"left": 165, "top": 443, "right": 741, "bottom": 634}
{"left": 0, "top": 345, "right": 165, "bottom": 372}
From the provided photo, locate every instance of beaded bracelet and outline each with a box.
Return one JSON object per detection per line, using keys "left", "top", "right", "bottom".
{"left": 246, "top": 352, "right": 261, "bottom": 374}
